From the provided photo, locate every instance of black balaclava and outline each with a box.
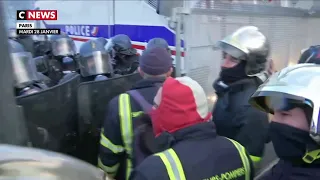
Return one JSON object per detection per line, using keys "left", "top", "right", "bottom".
{"left": 269, "top": 106, "right": 319, "bottom": 164}
{"left": 219, "top": 61, "right": 247, "bottom": 84}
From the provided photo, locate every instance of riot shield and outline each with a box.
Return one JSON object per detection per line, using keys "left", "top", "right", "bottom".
{"left": 16, "top": 74, "right": 81, "bottom": 156}
{"left": 77, "top": 73, "right": 142, "bottom": 164}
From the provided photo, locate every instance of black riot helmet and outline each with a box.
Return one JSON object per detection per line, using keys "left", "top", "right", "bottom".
{"left": 146, "top": 38, "right": 170, "bottom": 51}
{"left": 8, "top": 29, "right": 35, "bottom": 57}
{"left": 78, "top": 39, "right": 113, "bottom": 77}
{"left": 0, "top": 144, "right": 113, "bottom": 180}
{"left": 298, "top": 45, "right": 320, "bottom": 64}
{"left": 8, "top": 39, "right": 40, "bottom": 89}
{"left": 8, "top": 28, "right": 18, "bottom": 40}
{"left": 32, "top": 35, "right": 51, "bottom": 57}
{"left": 96, "top": 37, "right": 107, "bottom": 46}
{"left": 50, "top": 33, "right": 77, "bottom": 57}
{"left": 108, "top": 34, "right": 137, "bottom": 56}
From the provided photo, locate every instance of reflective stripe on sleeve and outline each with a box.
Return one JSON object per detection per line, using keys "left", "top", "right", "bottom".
{"left": 119, "top": 93, "right": 133, "bottom": 180}
{"left": 100, "top": 133, "right": 124, "bottom": 154}
{"left": 97, "top": 157, "right": 120, "bottom": 176}
{"left": 132, "top": 111, "right": 143, "bottom": 118}
{"left": 155, "top": 148, "right": 186, "bottom": 180}
{"left": 249, "top": 155, "right": 262, "bottom": 163}
{"left": 227, "top": 138, "right": 251, "bottom": 180}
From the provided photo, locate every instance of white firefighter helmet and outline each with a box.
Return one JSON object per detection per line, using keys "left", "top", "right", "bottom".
{"left": 249, "top": 64, "right": 320, "bottom": 145}
{"left": 217, "top": 26, "right": 270, "bottom": 77}
{"left": 0, "top": 144, "right": 113, "bottom": 180}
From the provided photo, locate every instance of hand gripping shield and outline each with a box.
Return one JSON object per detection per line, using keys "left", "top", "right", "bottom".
{"left": 249, "top": 64, "right": 320, "bottom": 143}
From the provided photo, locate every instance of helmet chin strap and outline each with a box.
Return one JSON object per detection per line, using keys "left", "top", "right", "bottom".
{"left": 247, "top": 71, "right": 269, "bottom": 82}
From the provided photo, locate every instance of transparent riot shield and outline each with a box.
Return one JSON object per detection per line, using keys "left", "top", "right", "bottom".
{"left": 16, "top": 74, "right": 81, "bottom": 155}
{"left": 77, "top": 73, "right": 142, "bottom": 164}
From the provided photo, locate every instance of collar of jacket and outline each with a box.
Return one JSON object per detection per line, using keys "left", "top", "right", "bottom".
{"left": 213, "top": 77, "right": 260, "bottom": 95}
{"left": 155, "top": 122, "right": 217, "bottom": 152}
{"left": 131, "top": 77, "right": 166, "bottom": 90}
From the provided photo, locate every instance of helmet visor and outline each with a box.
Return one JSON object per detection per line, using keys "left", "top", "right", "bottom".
{"left": 79, "top": 51, "right": 113, "bottom": 77}
{"left": 51, "top": 38, "right": 76, "bottom": 56}
{"left": 250, "top": 91, "right": 312, "bottom": 114}
{"left": 11, "top": 52, "right": 39, "bottom": 87}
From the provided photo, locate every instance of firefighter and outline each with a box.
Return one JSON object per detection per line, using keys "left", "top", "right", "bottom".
{"left": 98, "top": 47, "right": 173, "bottom": 180}
{"left": 130, "top": 76, "right": 254, "bottom": 180}
{"left": 250, "top": 64, "right": 320, "bottom": 180}
{"left": 212, "top": 26, "right": 270, "bottom": 165}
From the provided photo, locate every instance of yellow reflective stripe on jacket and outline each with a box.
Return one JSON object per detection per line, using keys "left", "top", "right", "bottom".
{"left": 119, "top": 93, "right": 133, "bottom": 180}
{"left": 249, "top": 155, "right": 262, "bottom": 163}
{"left": 155, "top": 148, "right": 186, "bottom": 180}
{"left": 97, "top": 157, "right": 120, "bottom": 176}
{"left": 227, "top": 138, "right": 251, "bottom": 180}
{"left": 100, "top": 133, "right": 125, "bottom": 154}
{"left": 132, "top": 111, "right": 143, "bottom": 118}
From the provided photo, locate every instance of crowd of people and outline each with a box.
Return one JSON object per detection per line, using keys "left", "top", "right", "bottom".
{"left": 6, "top": 25, "right": 320, "bottom": 180}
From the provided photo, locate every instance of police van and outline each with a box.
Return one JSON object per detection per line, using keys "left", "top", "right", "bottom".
{"left": 35, "top": 0, "right": 187, "bottom": 57}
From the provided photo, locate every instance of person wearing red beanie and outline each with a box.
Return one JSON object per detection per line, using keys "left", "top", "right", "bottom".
{"left": 130, "top": 76, "right": 254, "bottom": 180}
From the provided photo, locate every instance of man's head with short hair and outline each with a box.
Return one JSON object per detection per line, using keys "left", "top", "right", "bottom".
{"left": 138, "top": 47, "right": 173, "bottom": 79}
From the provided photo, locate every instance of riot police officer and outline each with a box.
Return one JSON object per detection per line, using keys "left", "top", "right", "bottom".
{"left": 212, "top": 26, "right": 270, "bottom": 166}
{"left": 32, "top": 35, "right": 51, "bottom": 57}
{"left": 8, "top": 28, "right": 35, "bottom": 57}
{"left": 78, "top": 39, "right": 114, "bottom": 81}
{"left": 250, "top": 64, "right": 320, "bottom": 180}
{"left": 298, "top": 45, "right": 320, "bottom": 64}
{"left": 8, "top": 39, "right": 49, "bottom": 96}
{"left": 107, "top": 34, "right": 139, "bottom": 75}
{"left": 34, "top": 33, "right": 79, "bottom": 85}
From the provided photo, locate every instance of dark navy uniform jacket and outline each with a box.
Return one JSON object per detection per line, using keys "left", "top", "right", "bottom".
{"left": 98, "top": 77, "right": 165, "bottom": 180}
{"left": 130, "top": 122, "right": 255, "bottom": 180}
{"left": 257, "top": 160, "right": 320, "bottom": 180}
{"left": 212, "top": 78, "right": 269, "bottom": 163}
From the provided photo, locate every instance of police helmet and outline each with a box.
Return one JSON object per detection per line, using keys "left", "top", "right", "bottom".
{"left": 249, "top": 64, "right": 320, "bottom": 146}
{"left": 79, "top": 39, "right": 113, "bottom": 77}
{"left": 0, "top": 144, "right": 113, "bottom": 180}
{"left": 8, "top": 39, "right": 40, "bottom": 88}
{"left": 96, "top": 37, "right": 107, "bottom": 46}
{"left": 298, "top": 45, "right": 320, "bottom": 64}
{"left": 146, "top": 38, "right": 170, "bottom": 50}
{"left": 111, "top": 34, "right": 137, "bottom": 56}
{"left": 7, "top": 28, "right": 18, "bottom": 40}
{"left": 217, "top": 26, "right": 270, "bottom": 76}
{"left": 8, "top": 31, "right": 36, "bottom": 56}
{"left": 50, "top": 33, "right": 77, "bottom": 57}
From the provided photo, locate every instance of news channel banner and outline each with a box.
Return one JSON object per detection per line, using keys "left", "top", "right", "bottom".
{"left": 16, "top": 9, "right": 60, "bottom": 35}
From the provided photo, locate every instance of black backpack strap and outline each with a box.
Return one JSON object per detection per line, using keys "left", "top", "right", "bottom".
{"left": 127, "top": 83, "right": 163, "bottom": 113}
